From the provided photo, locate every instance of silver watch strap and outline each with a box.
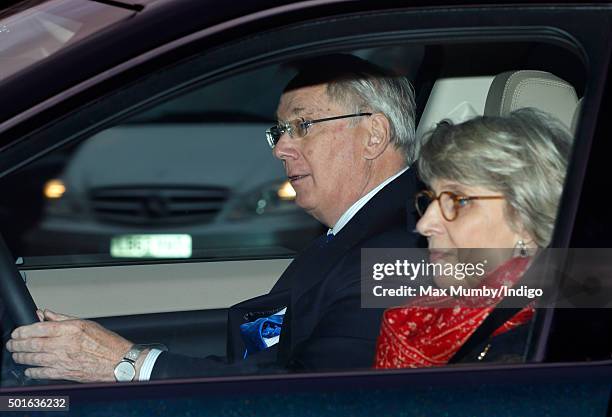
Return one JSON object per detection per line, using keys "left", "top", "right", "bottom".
{"left": 123, "top": 345, "right": 145, "bottom": 363}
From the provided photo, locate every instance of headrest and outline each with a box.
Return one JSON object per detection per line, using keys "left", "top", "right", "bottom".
{"left": 484, "top": 70, "right": 578, "bottom": 130}
{"left": 415, "top": 76, "right": 494, "bottom": 141}
{"left": 416, "top": 70, "right": 579, "bottom": 142}
{"left": 571, "top": 97, "right": 583, "bottom": 134}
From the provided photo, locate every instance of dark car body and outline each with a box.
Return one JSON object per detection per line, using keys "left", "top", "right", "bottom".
{"left": 0, "top": 0, "right": 610, "bottom": 415}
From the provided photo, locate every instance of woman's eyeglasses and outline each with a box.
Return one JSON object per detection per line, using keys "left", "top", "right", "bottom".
{"left": 415, "top": 190, "right": 505, "bottom": 222}
{"left": 265, "top": 112, "right": 372, "bottom": 149}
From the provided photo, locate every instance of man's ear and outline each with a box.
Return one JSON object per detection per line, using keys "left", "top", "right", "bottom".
{"left": 363, "top": 113, "right": 391, "bottom": 160}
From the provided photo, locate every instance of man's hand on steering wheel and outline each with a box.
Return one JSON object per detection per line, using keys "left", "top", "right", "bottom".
{"left": 6, "top": 309, "right": 138, "bottom": 383}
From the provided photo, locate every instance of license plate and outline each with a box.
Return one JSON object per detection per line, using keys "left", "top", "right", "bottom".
{"left": 110, "top": 234, "right": 192, "bottom": 258}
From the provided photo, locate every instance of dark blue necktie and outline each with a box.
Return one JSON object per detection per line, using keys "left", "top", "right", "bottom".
{"left": 316, "top": 231, "right": 334, "bottom": 248}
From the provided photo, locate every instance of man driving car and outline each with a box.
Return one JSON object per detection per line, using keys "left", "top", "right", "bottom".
{"left": 6, "top": 54, "right": 420, "bottom": 382}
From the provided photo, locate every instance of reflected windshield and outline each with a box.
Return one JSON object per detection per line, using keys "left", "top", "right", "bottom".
{"left": 0, "top": 0, "right": 135, "bottom": 81}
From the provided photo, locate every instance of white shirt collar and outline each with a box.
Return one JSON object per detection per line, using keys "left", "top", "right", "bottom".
{"left": 328, "top": 166, "right": 409, "bottom": 236}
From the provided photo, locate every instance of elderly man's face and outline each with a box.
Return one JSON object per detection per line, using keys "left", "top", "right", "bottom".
{"left": 273, "top": 84, "right": 371, "bottom": 226}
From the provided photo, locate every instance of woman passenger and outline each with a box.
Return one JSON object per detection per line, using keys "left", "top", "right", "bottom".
{"left": 374, "top": 108, "right": 573, "bottom": 368}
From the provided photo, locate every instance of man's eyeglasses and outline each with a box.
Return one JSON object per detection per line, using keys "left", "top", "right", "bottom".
{"left": 415, "top": 190, "right": 505, "bottom": 222}
{"left": 265, "top": 112, "right": 372, "bottom": 149}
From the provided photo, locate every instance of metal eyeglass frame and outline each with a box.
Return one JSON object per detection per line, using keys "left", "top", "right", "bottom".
{"left": 265, "top": 112, "right": 373, "bottom": 148}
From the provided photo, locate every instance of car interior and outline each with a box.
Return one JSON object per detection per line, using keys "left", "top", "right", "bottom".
{"left": 0, "top": 28, "right": 601, "bottom": 387}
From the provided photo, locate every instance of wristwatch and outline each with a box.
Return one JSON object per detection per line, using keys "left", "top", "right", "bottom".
{"left": 113, "top": 345, "right": 145, "bottom": 382}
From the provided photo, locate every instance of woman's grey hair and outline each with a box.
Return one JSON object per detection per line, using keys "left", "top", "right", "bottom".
{"left": 285, "top": 54, "right": 417, "bottom": 164}
{"left": 417, "top": 108, "right": 573, "bottom": 247}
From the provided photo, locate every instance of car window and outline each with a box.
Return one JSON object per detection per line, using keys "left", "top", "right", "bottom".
{"left": 2, "top": 67, "right": 320, "bottom": 265}
{"left": 0, "top": 45, "right": 424, "bottom": 268}
{"left": 0, "top": 38, "right": 584, "bottom": 315}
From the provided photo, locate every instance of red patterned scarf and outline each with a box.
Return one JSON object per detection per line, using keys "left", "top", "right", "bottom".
{"left": 374, "top": 256, "right": 534, "bottom": 368}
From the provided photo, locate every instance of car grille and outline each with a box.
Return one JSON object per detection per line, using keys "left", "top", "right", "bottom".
{"left": 88, "top": 186, "right": 230, "bottom": 225}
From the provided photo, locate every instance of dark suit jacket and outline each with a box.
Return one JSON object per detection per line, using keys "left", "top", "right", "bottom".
{"left": 151, "top": 169, "right": 419, "bottom": 379}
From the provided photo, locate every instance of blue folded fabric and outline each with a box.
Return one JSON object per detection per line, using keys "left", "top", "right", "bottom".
{"left": 240, "top": 310, "right": 285, "bottom": 358}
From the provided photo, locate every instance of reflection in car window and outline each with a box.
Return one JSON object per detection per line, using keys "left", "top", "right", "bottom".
{"left": 0, "top": 46, "right": 421, "bottom": 267}
{"left": 0, "top": 0, "right": 134, "bottom": 81}
{"left": 0, "top": 64, "right": 329, "bottom": 266}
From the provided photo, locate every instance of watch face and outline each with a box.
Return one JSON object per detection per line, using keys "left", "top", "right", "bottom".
{"left": 114, "top": 361, "right": 136, "bottom": 382}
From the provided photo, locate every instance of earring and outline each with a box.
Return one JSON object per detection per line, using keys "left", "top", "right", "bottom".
{"left": 515, "top": 240, "right": 528, "bottom": 258}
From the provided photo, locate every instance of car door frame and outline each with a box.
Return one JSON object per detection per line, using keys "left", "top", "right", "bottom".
{"left": 0, "top": 0, "right": 610, "bottom": 400}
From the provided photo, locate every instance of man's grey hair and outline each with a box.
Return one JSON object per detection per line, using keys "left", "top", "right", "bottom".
{"left": 417, "top": 108, "right": 573, "bottom": 247}
{"left": 285, "top": 54, "right": 417, "bottom": 164}
{"left": 326, "top": 76, "right": 416, "bottom": 164}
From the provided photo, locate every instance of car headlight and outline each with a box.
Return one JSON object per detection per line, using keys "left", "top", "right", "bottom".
{"left": 276, "top": 180, "right": 296, "bottom": 201}
{"left": 228, "top": 179, "right": 300, "bottom": 219}
{"left": 43, "top": 179, "right": 66, "bottom": 199}
{"left": 43, "top": 178, "right": 86, "bottom": 217}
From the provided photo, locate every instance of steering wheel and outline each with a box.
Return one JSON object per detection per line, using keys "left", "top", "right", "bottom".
{"left": 0, "top": 234, "right": 39, "bottom": 386}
